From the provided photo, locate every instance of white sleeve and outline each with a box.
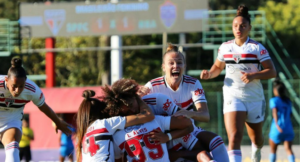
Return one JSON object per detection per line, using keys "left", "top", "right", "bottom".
{"left": 113, "top": 139, "right": 123, "bottom": 159}
{"left": 257, "top": 43, "right": 271, "bottom": 62}
{"left": 192, "top": 80, "right": 207, "bottom": 104}
{"left": 154, "top": 115, "right": 171, "bottom": 132}
{"left": 31, "top": 86, "right": 45, "bottom": 107}
{"left": 217, "top": 43, "right": 227, "bottom": 62}
{"left": 156, "top": 93, "right": 178, "bottom": 115}
{"left": 144, "top": 81, "right": 153, "bottom": 93}
{"left": 105, "top": 116, "right": 126, "bottom": 133}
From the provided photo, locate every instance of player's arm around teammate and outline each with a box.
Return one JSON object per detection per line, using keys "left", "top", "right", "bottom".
{"left": 201, "top": 5, "right": 276, "bottom": 162}
{"left": 0, "top": 57, "right": 71, "bottom": 162}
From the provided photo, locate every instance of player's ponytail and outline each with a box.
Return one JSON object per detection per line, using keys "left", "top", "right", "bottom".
{"left": 163, "top": 43, "right": 185, "bottom": 63}
{"left": 166, "top": 43, "right": 179, "bottom": 53}
{"left": 236, "top": 5, "right": 251, "bottom": 25}
{"left": 82, "top": 90, "right": 95, "bottom": 100}
{"left": 76, "top": 90, "right": 108, "bottom": 162}
{"left": 273, "top": 80, "right": 290, "bottom": 103}
{"left": 7, "top": 57, "right": 27, "bottom": 79}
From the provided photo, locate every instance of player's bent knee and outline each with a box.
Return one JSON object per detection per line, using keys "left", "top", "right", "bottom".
{"left": 197, "top": 150, "right": 212, "bottom": 162}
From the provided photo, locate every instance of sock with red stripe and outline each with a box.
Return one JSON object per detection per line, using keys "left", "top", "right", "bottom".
{"left": 209, "top": 136, "right": 229, "bottom": 162}
{"left": 228, "top": 150, "right": 242, "bottom": 162}
{"left": 5, "top": 141, "right": 20, "bottom": 162}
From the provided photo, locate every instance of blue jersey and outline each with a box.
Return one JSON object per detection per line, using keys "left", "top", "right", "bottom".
{"left": 269, "top": 97, "right": 293, "bottom": 132}
{"left": 60, "top": 127, "right": 75, "bottom": 148}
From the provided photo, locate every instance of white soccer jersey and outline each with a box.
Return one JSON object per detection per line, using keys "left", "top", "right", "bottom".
{"left": 167, "top": 133, "right": 198, "bottom": 151}
{"left": 142, "top": 93, "right": 179, "bottom": 116}
{"left": 81, "top": 116, "right": 126, "bottom": 162}
{"left": 0, "top": 75, "right": 45, "bottom": 125}
{"left": 145, "top": 75, "right": 207, "bottom": 110}
{"left": 142, "top": 93, "right": 199, "bottom": 152}
{"left": 217, "top": 37, "right": 271, "bottom": 101}
{"left": 113, "top": 116, "right": 171, "bottom": 162}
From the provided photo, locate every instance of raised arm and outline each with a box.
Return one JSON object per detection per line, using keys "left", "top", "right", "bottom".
{"left": 38, "top": 103, "right": 72, "bottom": 135}
{"left": 201, "top": 59, "right": 226, "bottom": 80}
{"left": 124, "top": 95, "right": 154, "bottom": 127}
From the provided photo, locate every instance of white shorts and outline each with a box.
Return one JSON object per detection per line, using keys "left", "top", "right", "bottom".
{"left": 0, "top": 120, "right": 22, "bottom": 134}
{"left": 223, "top": 98, "right": 266, "bottom": 123}
{"left": 192, "top": 126, "right": 205, "bottom": 136}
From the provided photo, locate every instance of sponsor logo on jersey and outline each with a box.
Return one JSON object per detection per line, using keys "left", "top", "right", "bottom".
{"left": 260, "top": 49, "right": 268, "bottom": 56}
{"left": 5, "top": 98, "right": 15, "bottom": 107}
{"left": 160, "top": 1, "right": 177, "bottom": 28}
{"left": 44, "top": 9, "right": 66, "bottom": 36}
{"left": 0, "top": 93, "right": 4, "bottom": 98}
{"left": 163, "top": 99, "right": 172, "bottom": 111}
{"left": 233, "top": 54, "right": 241, "bottom": 63}
{"left": 125, "top": 124, "right": 142, "bottom": 133}
{"left": 182, "top": 134, "right": 191, "bottom": 142}
{"left": 194, "top": 88, "right": 203, "bottom": 95}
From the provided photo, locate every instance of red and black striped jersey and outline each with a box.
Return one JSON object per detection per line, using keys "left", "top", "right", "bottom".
{"left": 145, "top": 75, "right": 207, "bottom": 110}
{"left": 217, "top": 37, "right": 271, "bottom": 101}
{"left": 0, "top": 75, "right": 45, "bottom": 123}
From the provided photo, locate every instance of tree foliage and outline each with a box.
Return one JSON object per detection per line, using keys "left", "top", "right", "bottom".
{"left": 0, "top": 0, "right": 298, "bottom": 87}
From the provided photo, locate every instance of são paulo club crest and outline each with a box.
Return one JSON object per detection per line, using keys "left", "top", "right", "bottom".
{"left": 233, "top": 54, "right": 241, "bottom": 63}
{"left": 160, "top": 0, "right": 177, "bottom": 29}
{"left": 44, "top": 9, "right": 66, "bottom": 36}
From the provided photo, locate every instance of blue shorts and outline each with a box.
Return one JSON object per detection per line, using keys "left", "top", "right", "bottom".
{"left": 60, "top": 146, "right": 74, "bottom": 157}
{"left": 269, "top": 131, "right": 294, "bottom": 144}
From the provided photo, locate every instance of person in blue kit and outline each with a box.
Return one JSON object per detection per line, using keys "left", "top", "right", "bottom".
{"left": 269, "top": 80, "right": 295, "bottom": 162}
{"left": 54, "top": 117, "right": 76, "bottom": 162}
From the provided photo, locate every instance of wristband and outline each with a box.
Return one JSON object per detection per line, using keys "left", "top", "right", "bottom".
{"left": 167, "top": 133, "right": 172, "bottom": 141}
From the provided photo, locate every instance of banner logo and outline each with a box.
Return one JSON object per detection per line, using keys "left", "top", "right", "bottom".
{"left": 44, "top": 9, "right": 66, "bottom": 36}
{"left": 160, "top": 0, "right": 177, "bottom": 29}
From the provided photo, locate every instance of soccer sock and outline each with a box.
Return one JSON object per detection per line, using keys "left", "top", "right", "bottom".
{"left": 228, "top": 150, "right": 242, "bottom": 162}
{"left": 209, "top": 136, "right": 229, "bottom": 162}
{"left": 5, "top": 141, "right": 20, "bottom": 162}
{"left": 269, "top": 153, "right": 276, "bottom": 162}
{"left": 251, "top": 142, "right": 261, "bottom": 161}
{"left": 288, "top": 154, "right": 295, "bottom": 162}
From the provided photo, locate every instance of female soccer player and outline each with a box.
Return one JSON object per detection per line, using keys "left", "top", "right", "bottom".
{"left": 0, "top": 57, "right": 71, "bottom": 162}
{"left": 103, "top": 78, "right": 194, "bottom": 162}
{"left": 269, "top": 80, "right": 295, "bottom": 162}
{"left": 200, "top": 5, "right": 276, "bottom": 162}
{"left": 76, "top": 89, "right": 154, "bottom": 162}
{"left": 144, "top": 44, "right": 228, "bottom": 162}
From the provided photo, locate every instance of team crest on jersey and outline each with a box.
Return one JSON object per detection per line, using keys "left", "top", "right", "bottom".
{"left": 125, "top": 124, "right": 142, "bottom": 133}
{"left": 163, "top": 99, "right": 172, "bottom": 111}
{"left": 160, "top": 0, "right": 177, "bottom": 29}
{"left": 0, "top": 93, "right": 4, "bottom": 98}
{"left": 44, "top": 9, "right": 66, "bottom": 36}
{"left": 5, "top": 98, "right": 15, "bottom": 107}
{"left": 233, "top": 54, "right": 241, "bottom": 63}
